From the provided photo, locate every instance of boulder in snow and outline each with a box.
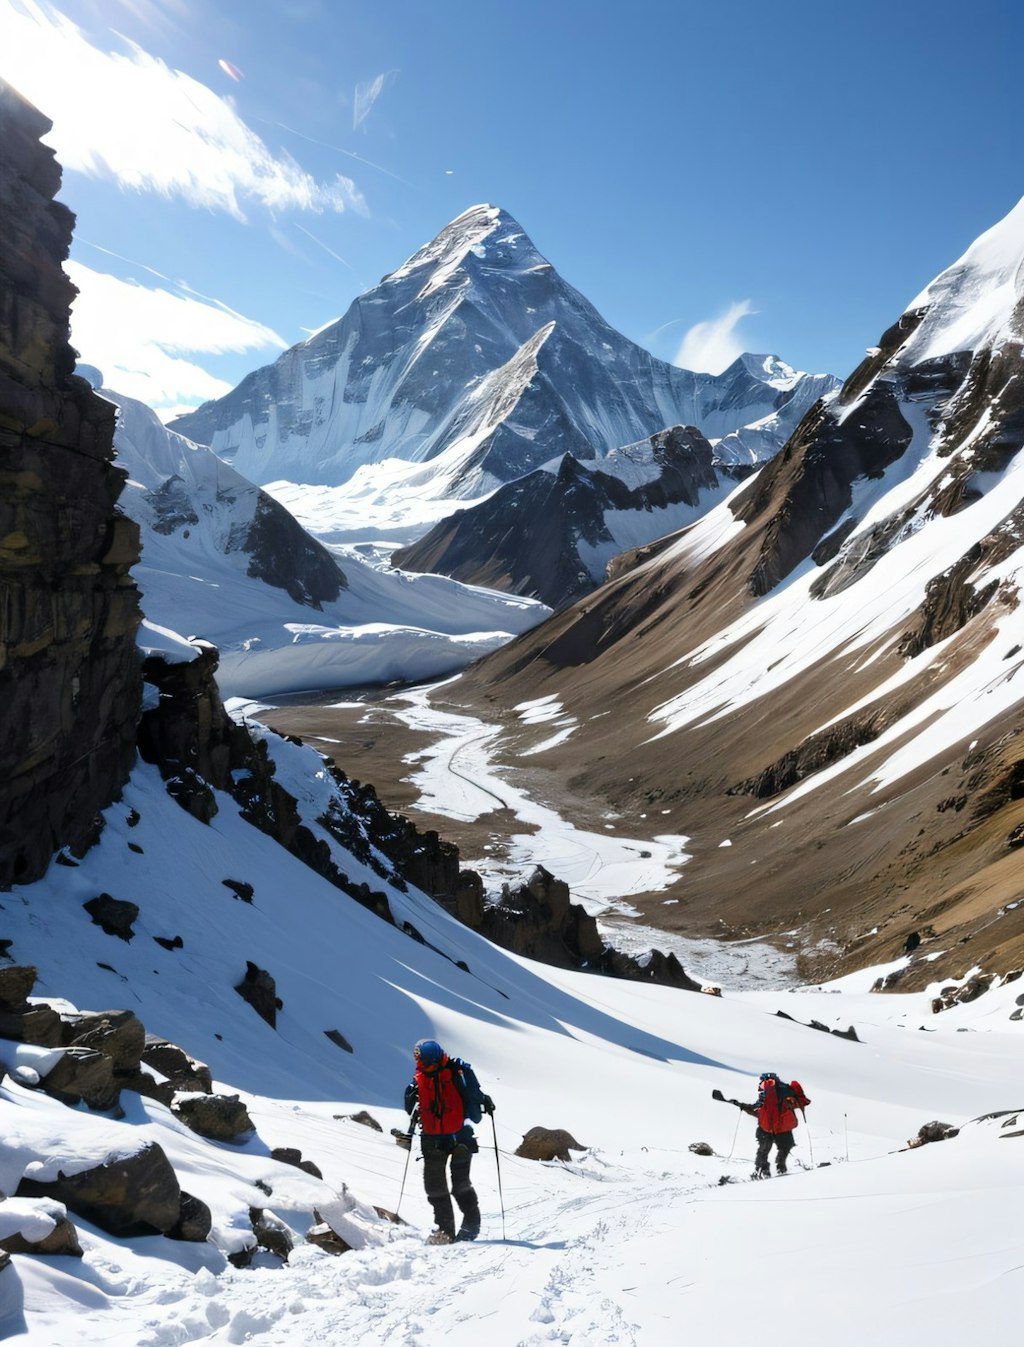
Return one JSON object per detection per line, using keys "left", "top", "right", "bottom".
{"left": 82, "top": 894, "right": 139, "bottom": 942}
{"left": 0, "top": 966, "right": 37, "bottom": 1007}
{"left": 234, "top": 960, "right": 281, "bottom": 1028}
{"left": 514, "top": 1127, "right": 585, "bottom": 1162}
{"left": 140, "top": 1037, "right": 213, "bottom": 1093}
{"left": 172, "top": 1093, "right": 255, "bottom": 1143}
{"left": 60, "top": 1009, "right": 145, "bottom": 1074}
{"left": 0, "top": 1199, "right": 82, "bottom": 1257}
{"left": 16, "top": 1141, "right": 181, "bottom": 1237}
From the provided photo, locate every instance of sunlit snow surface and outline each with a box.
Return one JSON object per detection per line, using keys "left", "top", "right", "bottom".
{"left": 107, "top": 387, "right": 551, "bottom": 699}
{"left": 1, "top": 733, "right": 1022, "bottom": 1346}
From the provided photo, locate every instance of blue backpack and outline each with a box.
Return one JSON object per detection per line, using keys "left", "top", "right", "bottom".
{"left": 451, "top": 1058, "right": 485, "bottom": 1124}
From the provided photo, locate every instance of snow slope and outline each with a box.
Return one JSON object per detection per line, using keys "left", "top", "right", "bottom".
{"left": 1, "top": 704, "right": 1022, "bottom": 1345}
{"left": 106, "top": 384, "right": 549, "bottom": 697}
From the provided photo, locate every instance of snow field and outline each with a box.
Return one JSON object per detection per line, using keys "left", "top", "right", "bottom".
{"left": 0, "top": 712, "right": 1021, "bottom": 1345}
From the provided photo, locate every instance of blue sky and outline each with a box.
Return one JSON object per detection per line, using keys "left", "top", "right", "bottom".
{"left": 2, "top": 0, "right": 1020, "bottom": 417}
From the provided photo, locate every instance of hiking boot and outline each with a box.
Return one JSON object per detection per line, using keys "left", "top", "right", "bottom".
{"left": 456, "top": 1221, "right": 480, "bottom": 1242}
{"left": 427, "top": 1228, "right": 455, "bottom": 1245}
{"left": 752, "top": 1166, "right": 771, "bottom": 1180}
{"left": 776, "top": 1162, "right": 787, "bottom": 1175}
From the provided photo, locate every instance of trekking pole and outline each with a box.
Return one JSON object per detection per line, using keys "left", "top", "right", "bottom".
{"left": 394, "top": 1107, "right": 419, "bottom": 1220}
{"left": 726, "top": 1107, "right": 742, "bottom": 1159}
{"left": 489, "top": 1110, "right": 506, "bottom": 1240}
{"left": 803, "top": 1109, "right": 814, "bottom": 1168}
{"left": 396, "top": 1134, "right": 413, "bottom": 1219}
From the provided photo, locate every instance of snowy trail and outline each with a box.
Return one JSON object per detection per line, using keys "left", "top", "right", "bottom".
{"left": 102, "top": 1153, "right": 718, "bottom": 1347}
{"left": 105, "top": 1147, "right": 843, "bottom": 1347}
{"left": 387, "top": 684, "right": 690, "bottom": 915}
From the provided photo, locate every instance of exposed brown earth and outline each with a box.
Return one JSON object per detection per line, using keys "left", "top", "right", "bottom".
{"left": 266, "top": 321, "right": 1024, "bottom": 990}
{"left": 265, "top": 595, "right": 1024, "bottom": 991}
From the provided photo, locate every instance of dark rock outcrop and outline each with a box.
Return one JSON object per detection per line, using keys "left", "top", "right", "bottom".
{"left": 735, "top": 379, "right": 914, "bottom": 597}
{"left": 235, "top": 961, "right": 281, "bottom": 1028}
{"left": 40, "top": 1047, "right": 120, "bottom": 1111}
{"left": 0, "top": 964, "right": 37, "bottom": 1005}
{"left": 306, "top": 1221, "right": 351, "bottom": 1255}
{"left": 16, "top": 1142, "right": 181, "bottom": 1237}
{"left": 0, "top": 1000, "right": 62, "bottom": 1047}
{"left": 598, "top": 945, "right": 703, "bottom": 990}
{"left": 462, "top": 865, "right": 604, "bottom": 969}
{"left": 271, "top": 1147, "right": 323, "bottom": 1179}
{"left": 228, "top": 1208, "right": 293, "bottom": 1266}
{"left": 336, "top": 1110, "right": 381, "bottom": 1131}
{"left": 729, "top": 703, "right": 905, "bottom": 801}
{"left": 0, "top": 1209, "right": 83, "bottom": 1257}
{"left": 166, "top": 1191, "right": 213, "bottom": 1243}
{"left": 172, "top": 1093, "right": 255, "bottom": 1143}
{"left": 0, "top": 79, "right": 143, "bottom": 888}
{"left": 241, "top": 492, "right": 345, "bottom": 607}
{"left": 60, "top": 1009, "right": 145, "bottom": 1073}
{"left": 82, "top": 894, "right": 139, "bottom": 941}
{"left": 907, "top": 1120, "right": 960, "bottom": 1147}
{"left": 393, "top": 426, "right": 724, "bottom": 609}
{"left": 140, "top": 1037, "right": 213, "bottom": 1094}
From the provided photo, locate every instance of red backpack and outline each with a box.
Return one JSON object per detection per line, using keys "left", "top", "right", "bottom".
{"left": 789, "top": 1079, "right": 811, "bottom": 1111}
{"left": 759, "top": 1076, "right": 811, "bottom": 1132}
{"left": 415, "top": 1056, "right": 466, "bottom": 1134}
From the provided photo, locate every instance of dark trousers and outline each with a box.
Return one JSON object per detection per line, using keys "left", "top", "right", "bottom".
{"left": 755, "top": 1127, "right": 795, "bottom": 1173}
{"left": 421, "top": 1134, "right": 480, "bottom": 1237}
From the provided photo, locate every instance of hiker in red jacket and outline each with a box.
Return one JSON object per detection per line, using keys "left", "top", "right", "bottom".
{"left": 403, "top": 1038, "right": 494, "bottom": 1244}
{"left": 741, "top": 1071, "right": 806, "bottom": 1178}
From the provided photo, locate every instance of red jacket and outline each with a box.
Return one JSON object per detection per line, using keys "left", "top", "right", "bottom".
{"left": 414, "top": 1055, "right": 466, "bottom": 1135}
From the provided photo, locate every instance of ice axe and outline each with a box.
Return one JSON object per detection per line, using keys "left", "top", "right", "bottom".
{"left": 712, "top": 1088, "right": 747, "bottom": 1110}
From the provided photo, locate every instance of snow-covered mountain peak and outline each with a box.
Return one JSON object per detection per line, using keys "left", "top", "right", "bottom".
{"left": 902, "top": 193, "right": 1024, "bottom": 364}
{"left": 171, "top": 207, "right": 837, "bottom": 502}
{"left": 385, "top": 202, "right": 540, "bottom": 301}
{"left": 731, "top": 352, "right": 801, "bottom": 388}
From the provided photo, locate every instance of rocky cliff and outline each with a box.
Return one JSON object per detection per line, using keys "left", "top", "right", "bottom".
{"left": 392, "top": 424, "right": 729, "bottom": 608}
{"left": 0, "top": 79, "right": 142, "bottom": 887}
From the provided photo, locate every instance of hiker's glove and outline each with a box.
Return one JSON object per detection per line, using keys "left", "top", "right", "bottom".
{"left": 482, "top": 1095, "right": 496, "bottom": 1115}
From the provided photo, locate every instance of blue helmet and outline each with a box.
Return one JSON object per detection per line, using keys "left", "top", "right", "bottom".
{"left": 759, "top": 1071, "right": 779, "bottom": 1081}
{"left": 414, "top": 1038, "right": 443, "bottom": 1066}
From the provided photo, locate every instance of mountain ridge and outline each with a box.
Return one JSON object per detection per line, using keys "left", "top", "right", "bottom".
{"left": 170, "top": 204, "right": 839, "bottom": 506}
{"left": 265, "top": 192, "right": 1024, "bottom": 986}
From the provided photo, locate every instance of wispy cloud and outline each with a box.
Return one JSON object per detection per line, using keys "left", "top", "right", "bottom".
{"left": 294, "top": 223, "right": 356, "bottom": 273}
{"left": 254, "top": 114, "right": 410, "bottom": 187}
{"left": 641, "top": 317, "right": 685, "bottom": 348}
{"left": 1, "top": 0, "right": 364, "bottom": 220}
{"left": 66, "top": 261, "right": 286, "bottom": 414}
{"left": 674, "top": 300, "right": 757, "bottom": 374}
{"left": 353, "top": 70, "right": 395, "bottom": 131}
